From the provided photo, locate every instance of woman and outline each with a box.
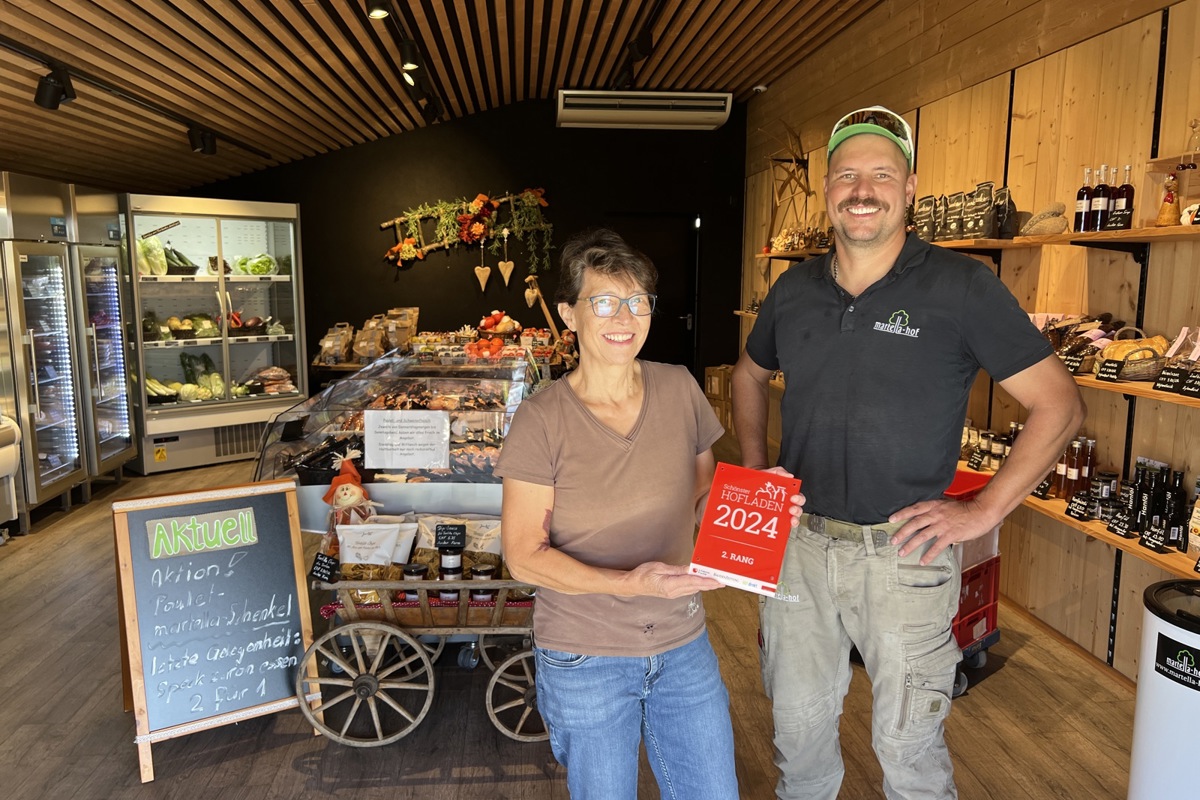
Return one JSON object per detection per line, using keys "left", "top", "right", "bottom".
{"left": 494, "top": 228, "right": 738, "bottom": 799}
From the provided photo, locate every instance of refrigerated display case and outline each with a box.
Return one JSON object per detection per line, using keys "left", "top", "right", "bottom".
{"left": 122, "top": 195, "right": 307, "bottom": 474}
{"left": 255, "top": 353, "right": 532, "bottom": 532}
{"left": 74, "top": 245, "right": 135, "bottom": 477}
{"left": 0, "top": 241, "right": 87, "bottom": 508}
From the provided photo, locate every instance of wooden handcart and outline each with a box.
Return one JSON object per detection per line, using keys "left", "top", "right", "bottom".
{"left": 295, "top": 577, "right": 544, "bottom": 747}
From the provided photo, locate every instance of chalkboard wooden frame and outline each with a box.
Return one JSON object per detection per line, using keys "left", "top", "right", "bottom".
{"left": 112, "top": 480, "right": 316, "bottom": 783}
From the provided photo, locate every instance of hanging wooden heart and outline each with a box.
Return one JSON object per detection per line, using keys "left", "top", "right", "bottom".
{"left": 524, "top": 287, "right": 538, "bottom": 308}
{"left": 474, "top": 265, "right": 491, "bottom": 291}
{"left": 497, "top": 260, "right": 515, "bottom": 286}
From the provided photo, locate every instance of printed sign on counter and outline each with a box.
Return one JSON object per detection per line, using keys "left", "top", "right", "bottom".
{"left": 690, "top": 463, "right": 800, "bottom": 598}
{"left": 363, "top": 409, "right": 450, "bottom": 470}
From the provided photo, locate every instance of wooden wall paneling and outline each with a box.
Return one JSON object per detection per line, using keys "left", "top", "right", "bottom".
{"left": 742, "top": 171, "right": 774, "bottom": 350}
{"left": 1143, "top": 241, "right": 1200, "bottom": 334}
{"left": 998, "top": 506, "right": 1113, "bottom": 662}
{"left": 1077, "top": 387, "right": 1132, "bottom": 475}
{"left": 1112, "top": 556, "right": 1178, "bottom": 680}
{"left": 1085, "top": 250, "right": 1141, "bottom": 327}
{"left": 913, "top": 74, "right": 1010, "bottom": 197}
{"left": 744, "top": 0, "right": 1174, "bottom": 174}
{"left": 1159, "top": 0, "right": 1200, "bottom": 160}
{"left": 1130, "top": 399, "right": 1200, "bottom": 478}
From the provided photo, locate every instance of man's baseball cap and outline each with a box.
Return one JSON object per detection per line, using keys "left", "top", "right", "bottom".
{"left": 828, "top": 106, "right": 914, "bottom": 169}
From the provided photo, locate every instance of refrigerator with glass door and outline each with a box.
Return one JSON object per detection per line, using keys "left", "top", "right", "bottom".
{"left": 0, "top": 240, "right": 88, "bottom": 515}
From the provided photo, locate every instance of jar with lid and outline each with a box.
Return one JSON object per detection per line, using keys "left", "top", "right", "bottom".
{"left": 402, "top": 563, "right": 428, "bottom": 601}
{"left": 439, "top": 544, "right": 464, "bottom": 602}
{"left": 471, "top": 563, "right": 497, "bottom": 601}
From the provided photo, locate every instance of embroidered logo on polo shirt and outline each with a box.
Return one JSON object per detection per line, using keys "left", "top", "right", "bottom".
{"left": 872, "top": 309, "right": 920, "bottom": 338}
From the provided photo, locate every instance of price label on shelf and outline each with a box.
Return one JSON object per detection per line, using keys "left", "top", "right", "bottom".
{"left": 1153, "top": 366, "right": 1188, "bottom": 394}
{"left": 690, "top": 462, "right": 800, "bottom": 598}
{"left": 1179, "top": 370, "right": 1200, "bottom": 398}
{"left": 1096, "top": 360, "right": 1123, "bottom": 383}
{"left": 1064, "top": 492, "right": 1092, "bottom": 521}
{"left": 1107, "top": 509, "right": 1135, "bottom": 539}
{"left": 966, "top": 450, "right": 987, "bottom": 471}
{"left": 1062, "top": 354, "right": 1085, "bottom": 374}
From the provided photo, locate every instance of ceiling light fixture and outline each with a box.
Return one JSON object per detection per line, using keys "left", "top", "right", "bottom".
{"left": 366, "top": 0, "right": 390, "bottom": 20}
{"left": 400, "top": 39, "right": 420, "bottom": 71}
{"left": 33, "top": 66, "right": 75, "bottom": 110}
{"left": 187, "top": 126, "right": 217, "bottom": 156}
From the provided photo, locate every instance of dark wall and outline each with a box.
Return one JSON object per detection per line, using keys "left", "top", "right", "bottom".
{"left": 203, "top": 99, "right": 745, "bottom": 375}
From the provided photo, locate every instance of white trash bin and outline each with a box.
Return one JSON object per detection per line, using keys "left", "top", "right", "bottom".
{"left": 1128, "top": 580, "right": 1200, "bottom": 798}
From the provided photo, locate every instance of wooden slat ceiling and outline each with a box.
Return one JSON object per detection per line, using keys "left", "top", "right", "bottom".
{"left": 0, "top": 0, "right": 880, "bottom": 193}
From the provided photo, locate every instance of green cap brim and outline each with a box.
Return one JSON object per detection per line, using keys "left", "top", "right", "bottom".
{"left": 828, "top": 123, "right": 914, "bottom": 169}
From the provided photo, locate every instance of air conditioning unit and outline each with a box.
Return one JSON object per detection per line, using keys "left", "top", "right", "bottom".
{"left": 556, "top": 90, "right": 733, "bottom": 130}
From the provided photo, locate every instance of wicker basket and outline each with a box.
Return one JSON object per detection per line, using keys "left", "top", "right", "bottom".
{"left": 1117, "top": 347, "right": 1167, "bottom": 381}
{"left": 1093, "top": 326, "right": 1146, "bottom": 375}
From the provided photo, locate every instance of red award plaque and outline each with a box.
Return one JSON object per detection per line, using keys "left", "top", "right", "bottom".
{"left": 690, "top": 462, "right": 800, "bottom": 597}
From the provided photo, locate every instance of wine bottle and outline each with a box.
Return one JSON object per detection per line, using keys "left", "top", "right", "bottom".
{"left": 1065, "top": 440, "right": 1083, "bottom": 499}
{"left": 1089, "top": 164, "right": 1110, "bottom": 231}
{"left": 1074, "top": 167, "right": 1093, "bottom": 232}
{"left": 1113, "top": 164, "right": 1135, "bottom": 230}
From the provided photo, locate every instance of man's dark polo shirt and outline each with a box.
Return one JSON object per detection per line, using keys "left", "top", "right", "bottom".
{"left": 745, "top": 233, "right": 1053, "bottom": 524}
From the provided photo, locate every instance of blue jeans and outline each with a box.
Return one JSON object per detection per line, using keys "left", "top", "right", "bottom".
{"left": 761, "top": 522, "right": 961, "bottom": 800}
{"left": 534, "top": 629, "right": 739, "bottom": 800}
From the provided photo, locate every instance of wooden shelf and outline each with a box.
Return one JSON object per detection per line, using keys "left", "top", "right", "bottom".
{"left": 1021, "top": 495, "right": 1198, "bottom": 580}
{"left": 1147, "top": 152, "right": 1200, "bottom": 173}
{"left": 1073, "top": 373, "right": 1200, "bottom": 410}
{"left": 940, "top": 226, "right": 1200, "bottom": 250}
{"left": 755, "top": 247, "right": 829, "bottom": 261}
{"left": 734, "top": 310, "right": 758, "bottom": 318}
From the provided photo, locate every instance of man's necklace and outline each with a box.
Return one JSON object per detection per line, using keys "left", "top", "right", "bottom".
{"left": 831, "top": 253, "right": 855, "bottom": 301}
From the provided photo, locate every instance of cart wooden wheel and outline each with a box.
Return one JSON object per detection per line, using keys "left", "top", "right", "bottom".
{"left": 486, "top": 649, "right": 548, "bottom": 742}
{"left": 421, "top": 635, "right": 447, "bottom": 664}
{"left": 477, "top": 633, "right": 531, "bottom": 672}
{"left": 296, "top": 621, "right": 435, "bottom": 747}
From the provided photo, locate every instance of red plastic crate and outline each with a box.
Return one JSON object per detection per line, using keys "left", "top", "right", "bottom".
{"left": 945, "top": 469, "right": 991, "bottom": 501}
{"left": 958, "top": 555, "right": 1000, "bottom": 619}
{"left": 954, "top": 602, "right": 998, "bottom": 649}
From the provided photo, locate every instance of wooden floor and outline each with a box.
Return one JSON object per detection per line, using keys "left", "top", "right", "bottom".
{"left": 0, "top": 450, "right": 1135, "bottom": 799}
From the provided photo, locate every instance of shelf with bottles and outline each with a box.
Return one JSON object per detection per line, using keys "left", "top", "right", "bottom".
{"left": 1020, "top": 495, "right": 1197, "bottom": 580}
{"left": 734, "top": 310, "right": 758, "bottom": 319}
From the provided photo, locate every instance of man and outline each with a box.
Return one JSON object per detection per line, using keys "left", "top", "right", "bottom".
{"left": 732, "top": 106, "right": 1085, "bottom": 800}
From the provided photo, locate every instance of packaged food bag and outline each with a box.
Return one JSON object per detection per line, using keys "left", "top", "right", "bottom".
{"left": 337, "top": 522, "right": 403, "bottom": 604}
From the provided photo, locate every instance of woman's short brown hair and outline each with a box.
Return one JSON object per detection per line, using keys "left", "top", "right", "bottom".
{"left": 555, "top": 228, "right": 658, "bottom": 305}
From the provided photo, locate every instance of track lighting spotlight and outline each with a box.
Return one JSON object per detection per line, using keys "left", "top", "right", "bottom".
{"left": 187, "top": 126, "right": 217, "bottom": 155}
{"left": 366, "top": 0, "right": 390, "bottom": 19}
{"left": 33, "top": 67, "right": 75, "bottom": 110}
{"left": 421, "top": 97, "right": 443, "bottom": 124}
{"left": 400, "top": 40, "right": 420, "bottom": 71}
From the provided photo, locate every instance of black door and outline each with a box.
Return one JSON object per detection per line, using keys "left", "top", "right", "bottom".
{"left": 602, "top": 212, "right": 698, "bottom": 371}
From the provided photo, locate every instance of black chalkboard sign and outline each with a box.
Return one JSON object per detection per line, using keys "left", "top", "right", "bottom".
{"left": 966, "top": 450, "right": 987, "bottom": 471}
{"left": 1180, "top": 371, "right": 1200, "bottom": 398}
{"left": 435, "top": 522, "right": 467, "bottom": 549}
{"left": 1062, "top": 354, "right": 1085, "bottom": 374}
{"left": 1140, "top": 521, "right": 1168, "bottom": 552}
{"left": 1065, "top": 492, "right": 1092, "bottom": 521}
{"left": 112, "top": 480, "right": 314, "bottom": 783}
{"left": 1032, "top": 476, "right": 1053, "bottom": 499}
{"left": 1107, "top": 509, "right": 1135, "bottom": 539}
{"left": 1096, "top": 359, "right": 1123, "bottom": 382}
{"left": 1154, "top": 366, "right": 1188, "bottom": 394}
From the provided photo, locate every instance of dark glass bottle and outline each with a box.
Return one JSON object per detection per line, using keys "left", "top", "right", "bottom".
{"left": 1089, "top": 164, "right": 1110, "bottom": 232}
{"left": 1113, "top": 164, "right": 1135, "bottom": 229}
{"left": 1074, "top": 167, "right": 1093, "bottom": 233}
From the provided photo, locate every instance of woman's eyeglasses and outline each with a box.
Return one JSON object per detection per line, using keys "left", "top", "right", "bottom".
{"left": 584, "top": 293, "right": 657, "bottom": 317}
